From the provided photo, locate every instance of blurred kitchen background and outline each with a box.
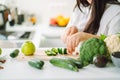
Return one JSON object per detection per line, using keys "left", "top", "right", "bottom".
{"left": 0, "top": 0, "right": 76, "bottom": 48}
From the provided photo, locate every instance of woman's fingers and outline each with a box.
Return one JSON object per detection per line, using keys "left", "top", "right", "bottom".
{"left": 66, "top": 27, "right": 72, "bottom": 35}
{"left": 69, "top": 26, "right": 78, "bottom": 35}
{"left": 66, "top": 36, "right": 76, "bottom": 54}
{"left": 61, "top": 27, "right": 73, "bottom": 43}
{"left": 61, "top": 26, "right": 78, "bottom": 44}
{"left": 66, "top": 33, "right": 83, "bottom": 54}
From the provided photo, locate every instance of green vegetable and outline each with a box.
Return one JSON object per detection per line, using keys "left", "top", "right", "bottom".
{"left": 45, "top": 50, "right": 57, "bottom": 56}
{"left": 45, "top": 48, "right": 67, "bottom": 56}
{"left": 63, "top": 57, "right": 83, "bottom": 68}
{"left": 58, "top": 48, "right": 62, "bottom": 54}
{"left": 58, "top": 48, "right": 67, "bottom": 54}
{"left": 80, "top": 38, "right": 108, "bottom": 67}
{"left": 100, "top": 34, "right": 107, "bottom": 41}
{"left": 51, "top": 48, "right": 58, "bottom": 53}
{"left": 28, "top": 58, "right": 44, "bottom": 69}
{"left": 10, "top": 49, "right": 19, "bottom": 58}
{"left": 63, "top": 48, "right": 67, "bottom": 54}
{"left": 50, "top": 58, "right": 79, "bottom": 72}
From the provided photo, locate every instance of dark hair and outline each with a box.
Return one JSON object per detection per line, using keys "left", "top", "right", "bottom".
{"left": 76, "top": 0, "right": 120, "bottom": 34}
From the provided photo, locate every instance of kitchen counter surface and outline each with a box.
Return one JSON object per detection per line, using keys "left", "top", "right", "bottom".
{"left": 0, "top": 48, "right": 120, "bottom": 80}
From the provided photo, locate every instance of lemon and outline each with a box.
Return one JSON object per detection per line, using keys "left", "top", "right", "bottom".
{"left": 21, "top": 41, "right": 36, "bottom": 56}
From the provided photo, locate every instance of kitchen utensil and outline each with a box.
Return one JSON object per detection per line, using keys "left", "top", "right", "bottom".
{"left": 111, "top": 52, "right": 120, "bottom": 67}
{"left": 0, "top": 4, "right": 9, "bottom": 30}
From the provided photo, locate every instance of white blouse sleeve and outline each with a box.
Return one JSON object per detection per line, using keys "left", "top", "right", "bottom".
{"left": 107, "top": 13, "right": 120, "bottom": 35}
{"left": 66, "top": 7, "right": 81, "bottom": 28}
{"left": 66, "top": 6, "right": 91, "bottom": 31}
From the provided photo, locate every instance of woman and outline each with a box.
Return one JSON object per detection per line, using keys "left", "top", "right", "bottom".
{"left": 61, "top": 0, "right": 120, "bottom": 54}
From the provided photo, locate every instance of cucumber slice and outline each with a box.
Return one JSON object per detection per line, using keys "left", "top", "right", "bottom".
{"left": 45, "top": 50, "right": 57, "bottom": 56}
{"left": 58, "top": 48, "right": 62, "bottom": 54}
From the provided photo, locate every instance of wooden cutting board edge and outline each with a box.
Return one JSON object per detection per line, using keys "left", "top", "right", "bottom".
{"left": 16, "top": 49, "right": 79, "bottom": 61}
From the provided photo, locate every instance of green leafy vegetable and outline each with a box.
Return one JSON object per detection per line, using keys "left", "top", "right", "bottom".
{"left": 80, "top": 38, "right": 108, "bottom": 66}
{"left": 100, "top": 34, "right": 107, "bottom": 41}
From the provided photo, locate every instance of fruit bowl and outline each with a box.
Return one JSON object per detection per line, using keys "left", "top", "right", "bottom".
{"left": 111, "top": 52, "right": 120, "bottom": 67}
{"left": 49, "top": 15, "right": 69, "bottom": 27}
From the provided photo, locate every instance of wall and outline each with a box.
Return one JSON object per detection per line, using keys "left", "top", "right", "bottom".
{"left": 3, "top": 0, "right": 76, "bottom": 24}
{"left": 1, "top": 0, "right": 120, "bottom": 24}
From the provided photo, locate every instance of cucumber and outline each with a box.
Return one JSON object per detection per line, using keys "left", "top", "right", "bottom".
{"left": 50, "top": 58, "right": 79, "bottom": 72}
{"left": 45, "top": 50, "right": 57, "bottom": 56}
{"left": 58, "top": 48, "right": 62, "bottom": 54}
{"left": 28, "top": 58, "right": 44, "bottom": 69}
{"left": 58, "top": 48, "right": 67, "bottom": 54}
{"left": 45, "top": 48, "right": 67, "bottom": 56}
{"left": 51, "top": 48, "right": 58, "bottom": 53}
{"left": 63, "top": 48, "right": 67, "bottom": 54}
{"left": 10, "top": 49, "right": 19, "bottom": 58}
{"left": 63, "top": 57, "right": 83, "bottom": 68}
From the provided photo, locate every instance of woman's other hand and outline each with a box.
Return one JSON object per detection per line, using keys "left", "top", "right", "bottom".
{"left": 61, "top": 26, "right": 78, "bottom": 44}
{"left": 66, "top": 32, "right": 94, "bottom": 54}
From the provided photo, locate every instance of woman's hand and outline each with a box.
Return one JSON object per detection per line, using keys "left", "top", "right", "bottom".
{"left": 61, "top": 26, "right": 78, "bottom": 44}
{"left": 66, "top": 32, "right": 95, "bottom": 54}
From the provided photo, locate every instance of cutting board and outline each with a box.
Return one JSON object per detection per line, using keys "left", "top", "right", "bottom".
{"left": 16, "top": 48, "right": 79, "bottom": 61}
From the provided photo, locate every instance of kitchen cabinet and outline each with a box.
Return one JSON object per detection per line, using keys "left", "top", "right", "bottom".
{"left": 0, "top": 48, "right": 120, "bottom": 80}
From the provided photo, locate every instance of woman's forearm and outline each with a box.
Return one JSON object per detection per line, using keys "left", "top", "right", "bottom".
{"left": 78, "top": 32, "right": 99, "bottom": 41}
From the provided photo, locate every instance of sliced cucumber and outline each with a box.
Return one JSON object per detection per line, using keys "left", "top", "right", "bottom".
{"left": 58, "top": 48, "right": 62, "bottom": 54}
{"left": 45, "top": 50, "right": 57, "bottom": 56}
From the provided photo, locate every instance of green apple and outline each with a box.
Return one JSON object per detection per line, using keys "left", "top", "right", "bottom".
{"left": 0, "top": 48, "right": 2, "bottom": 55}
{"left": 21, "top": 41, "right": 36, "bottom": 56}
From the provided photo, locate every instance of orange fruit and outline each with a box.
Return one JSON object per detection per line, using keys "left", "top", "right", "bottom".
{"left": 30, "top": 17, "right": 36, "bottom": 24}
{"left": 57, "top": 18, "right": 67, "bottom": 27}
{"left": 64, "top": 17, "right": 70, "bottom": 24}
{"left": 55, "top": 15, "right": 64, "bottom": 23}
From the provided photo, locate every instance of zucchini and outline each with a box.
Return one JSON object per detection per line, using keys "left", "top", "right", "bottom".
{"left": 10, "top": 49, "right": 19, "bottom": 58}
{"left": 28, "top": 58, "right": 44, "bottom": 69}
{"left": 50, "top": 58, "right": 79, "bottom": 72}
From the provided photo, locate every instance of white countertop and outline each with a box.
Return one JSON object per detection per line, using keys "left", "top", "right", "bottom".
{"left": 0, "top": 48, "right": 120, "bottom": 80}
